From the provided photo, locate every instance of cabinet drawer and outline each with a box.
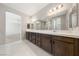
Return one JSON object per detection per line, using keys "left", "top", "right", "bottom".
{"left": 52, "top": 35, "right": 75, "bottom": 43}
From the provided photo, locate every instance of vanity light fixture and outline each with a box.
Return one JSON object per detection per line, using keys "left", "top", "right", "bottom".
{"left": 48, "top": 4, "right": 64, "bottom": 16}
{"left": 49, "top": 9, "right": 52, "bottom": 13}
{"left": 30, "top": 17, "right": 37, "bottom": 23}
{"left": 58, "top": 4, "right": 63, "bottom": 9}
{"left": 32, "top": 18, "right": 37, "bottom": 22}
{"left": 53, "top": 7, "right": 56, "bottom": 11}
{"left": 48, "top": 9, "right": 54, "bottom": 16}
{"left": 56, "top": 7, "right": 58, "bottom": 10}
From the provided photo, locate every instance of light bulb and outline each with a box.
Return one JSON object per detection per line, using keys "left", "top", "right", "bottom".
{"left": 58, "top": 4, "right": 63, "bottom": 9}
{"left": 49, "top": 9, "right": 52, "bottom": 13}
{"left": 56, "top": 7, "right": 58, "bottom": 10}
{"left": 53, "top": 7, "right": 56, "bottom": 11}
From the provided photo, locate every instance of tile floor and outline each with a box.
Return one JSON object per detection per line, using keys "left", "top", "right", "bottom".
{"left": 6, "top": 34, "right": 20, "bottom": 44}
{"left": 5, "top": 40, "right": 51, "bottom": 56}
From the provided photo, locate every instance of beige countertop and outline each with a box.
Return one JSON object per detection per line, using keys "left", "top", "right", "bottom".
{"left": 26, "top": 29, "right": 79, "bottom": 39}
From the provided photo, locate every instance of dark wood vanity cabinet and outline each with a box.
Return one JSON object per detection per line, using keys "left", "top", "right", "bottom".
{"left": 40, "top": 34, "right": 52, "bottom": 53}
{"left": 26, "top": 32, "right": 79, "bottom": 56}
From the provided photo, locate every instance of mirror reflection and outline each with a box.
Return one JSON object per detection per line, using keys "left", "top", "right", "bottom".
{"left": 27, "top": 3, "right": 79, "bottom": 31}
{"left": 69, "top": 4, "right": 78, "bottom": 29}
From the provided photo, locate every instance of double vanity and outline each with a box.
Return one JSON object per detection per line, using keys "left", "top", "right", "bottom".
{"left": 26, "top": 29, "right": 79, "bottom": 56}
{"left": 25, "top": 4, "right": 79, "bottom": 56}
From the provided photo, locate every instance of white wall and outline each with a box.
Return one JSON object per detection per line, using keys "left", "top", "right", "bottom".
{"left": 6, "top": 12, "right": 21, "bottom": 36}
{"left": 0, "top": 4, "right": 6, "bottom": 45}
{"left": 0, "top": 4, "right": 28, "bottom": 45}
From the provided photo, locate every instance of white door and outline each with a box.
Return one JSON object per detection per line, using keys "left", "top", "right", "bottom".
{"left": 6, "top": 12, "right": 21, "bottom": 43}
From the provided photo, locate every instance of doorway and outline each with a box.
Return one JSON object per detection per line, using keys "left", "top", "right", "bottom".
{"left": 5, "top": 12, "right": 22, "bottom": 44}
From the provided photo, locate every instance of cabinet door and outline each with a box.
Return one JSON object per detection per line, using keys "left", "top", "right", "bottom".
{"left": 31, "top": 33, "right": 36, "bottom": 44}
{"left": 53, "top": 40, "right": 74, "bottom": 56}
{"left": 26, "top": 32, "right": 31, "bottom": 41}
{"left": 28, "top": 32, "right": 32, "bottom": 41}
{"left": 41, "top": 34, "right": 52, "bottom": 53}
{"left": 36, "top": 33, "right": 41, "bottom": 47}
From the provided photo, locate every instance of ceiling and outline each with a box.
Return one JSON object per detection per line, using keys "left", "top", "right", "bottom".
{"left": 3, "top": 3, "right": 49, "bottom": 16}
